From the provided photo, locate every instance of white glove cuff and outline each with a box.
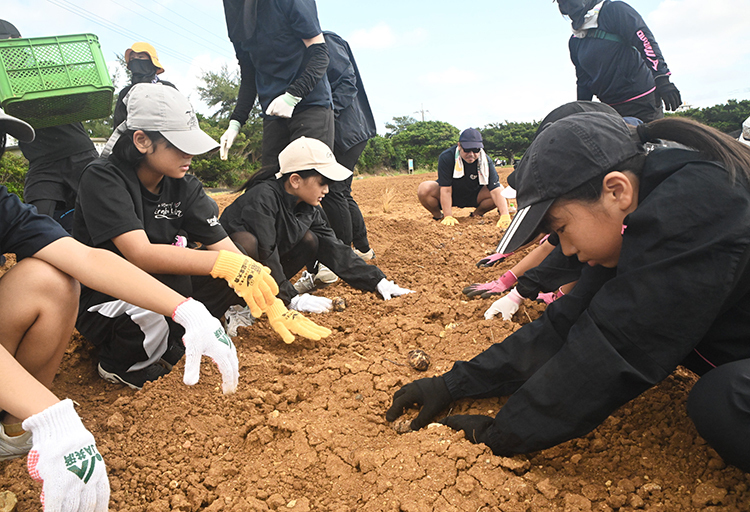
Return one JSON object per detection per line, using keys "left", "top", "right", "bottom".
{"left": 172, "top": 297, "right": 211, "bottom": 331}
{"left": 289, "top": 294, "right": 301, "bottom": 311}
{"left": 22, "top": 399, "right": 84, "bottom": 442}
{"left": 228, "top": 119, "right": 241, "bottom": 133}
{"left": 507, "top": 288, "right": 524, "bottom": 305}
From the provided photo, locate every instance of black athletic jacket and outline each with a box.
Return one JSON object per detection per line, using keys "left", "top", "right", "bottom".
{"left": 569, "top": 0, "right": 672, "bottom": 105}
{"left": 443, "top": 148, "right": 750, "bottom": 455}
{"left": 219, "top": 179, "right": 385, "bottom": 304}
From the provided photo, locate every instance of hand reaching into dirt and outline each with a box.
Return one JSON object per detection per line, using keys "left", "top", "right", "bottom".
{"left": 386, "top": 376, "right": 452, "bottom": 430}
{"left": 484, "top": 288, "right": 524, "bottom": 321}
{"left": 210, "top": 250, "right": 278, "bottom": 317}
{"left": 441, "top": 216, "right": 459, "bottom": 226}
{"left": 173, "top": 298, "right": 239, "bottom": 394}
{"left": 476, "top": 252, "right": 513, "bottom": 268}
{"left": 462, "top": 270, "right": 517, "bottom": 299}
{"left": 376, "top": 279, "right": 414, "bottom": 300}
{"left": 266, "top": 299, "right": 332, "bottom": 344}
{"left": 439, "top": 414, "right": 494, "bottom": 446}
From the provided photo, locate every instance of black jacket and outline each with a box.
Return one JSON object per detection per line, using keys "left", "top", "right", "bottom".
{"left": 569, "top": 0, "right": 671, "bottom": 105}
{"left": 220, "top": 179, "right": 385, "bottom": 304}
{"left": 323, "top": 31, "right": 376, "bottom": 154}
{"left": 444, "top": 148, "right": 750, "bottom": 455}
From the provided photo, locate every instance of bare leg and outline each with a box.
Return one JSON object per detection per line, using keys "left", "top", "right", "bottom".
{"left": 417, "top": 181, "right": 443, "bottom": 219}
{"left": 473, "top": 186, "right": 497, "bottom": 216}
{"left": 0, "top": 258, "right": 79, "bottom": 424}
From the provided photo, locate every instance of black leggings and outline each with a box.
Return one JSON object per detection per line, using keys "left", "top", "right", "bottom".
{"left": 229, "top": 230, "right": 319, "bottom": 283}
{"left": 687, "top": 358, "right": 750, "bottom": 472}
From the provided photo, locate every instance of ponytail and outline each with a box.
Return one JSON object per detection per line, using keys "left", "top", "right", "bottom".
{"left": 637, "top": 117, "right": 750, "bottom": 182}
{"left": 237, "top": 164, "right": 280, "bottom": 193}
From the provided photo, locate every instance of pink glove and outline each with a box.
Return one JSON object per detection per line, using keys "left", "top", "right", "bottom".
{"left": 462, "top": 270, "right": 517, "bottom": 299}
{"left": 536, "top": 287, "right": 566, "bottom": 305}
{"left": 476, "top": 252, "right": 513, "bottom": 268}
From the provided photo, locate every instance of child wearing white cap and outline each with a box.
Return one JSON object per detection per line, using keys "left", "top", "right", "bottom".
{"left": 220, "top": 137, "right": 413, "bottom": 313}
{"left": 73, "top": 84, "right": 329, "bottom": 389}
{"left": 0, "top": 108, "right": 240, "bottom": 511}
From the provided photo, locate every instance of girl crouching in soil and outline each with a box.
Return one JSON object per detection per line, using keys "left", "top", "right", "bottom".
{"left": 387, "top": 111, "right": 750, "bottom": 473}
{"left": 220, "top": 137, "right": 413, "bottom": 314}
{"left": 73, "top": 84, "right": 329, "bottom": 390}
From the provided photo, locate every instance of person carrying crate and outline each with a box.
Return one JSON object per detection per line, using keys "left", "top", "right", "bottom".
{"left": 0, "top": 20, "right": 99, "bottom": 234}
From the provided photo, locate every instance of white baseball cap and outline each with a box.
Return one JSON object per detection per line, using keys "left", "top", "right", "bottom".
{"left": 103, "top": 83, "right": 219, "bottom": 157}
{"left": 276, "top": 137, "right": 352, "bottom": 181}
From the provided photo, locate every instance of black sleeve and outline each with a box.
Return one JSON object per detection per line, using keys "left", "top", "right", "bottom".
{"left": 0, "top": 186, "right": 69, "bottom": 259}
{"left": 311, "top": 209, "right": 386, "bottom": 291}
{"left": 604, "top": 0, "right": 671, "bottom": 79}
{"left": 569, "top": 39, "right": 594, "bottom": 101}
{"left": 286, "top": 42, "right": 330, "bottom": 99}
{"left": 230, "top": 44, "right": 258, "bottom": 125}
{"left": 516, "top": 245, "right": 585, "bottom": 298}
{"left": 487, "top": 157, "right": 500, "bottom": 191}
{"left": 325, "top": 35, "right": 358, "bottom": 115}
{"left": 112, "top": 86, "right": 130, "bottom": 129}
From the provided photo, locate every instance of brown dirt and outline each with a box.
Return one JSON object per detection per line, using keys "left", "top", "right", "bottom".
{"left": 2, "top": 171, "right": 749, "bottom": 511}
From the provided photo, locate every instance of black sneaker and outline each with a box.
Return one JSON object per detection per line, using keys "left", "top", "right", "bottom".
{"left": 159, "top": 341, "right": 185, "bottom": 371}
{"left": 97, "top": 362, "right": 169, "bottom": 390}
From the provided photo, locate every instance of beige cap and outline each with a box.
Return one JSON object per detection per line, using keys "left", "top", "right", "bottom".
{"left": 276, "top": 137, "right": 352, "bottom": 181}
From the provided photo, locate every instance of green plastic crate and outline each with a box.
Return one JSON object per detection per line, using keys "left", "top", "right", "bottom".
{"left": 0, "top": 33, "right": 114, "bottom": 129}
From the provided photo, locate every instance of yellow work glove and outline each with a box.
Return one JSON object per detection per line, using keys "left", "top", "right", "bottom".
{"left": 266, "top": 299, "right": 332, "bottom": 344}
{"left": 210, "top": 250, "right": 279, "bottom": 317}
{"left": 441, "top": 215, "right": 459, "bottom": 226}
{"left": 497, "top": 214, "right": 512, "bottom": 230}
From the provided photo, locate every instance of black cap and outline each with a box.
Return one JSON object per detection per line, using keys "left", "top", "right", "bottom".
{"left": 458, "top": 128, "right": 483, "bottom": 150}
{"left": 0, "top": 20, "right": 21, "bottom": 40}
{"left": 496, "top": 112, "right": 641, "bottom": 254}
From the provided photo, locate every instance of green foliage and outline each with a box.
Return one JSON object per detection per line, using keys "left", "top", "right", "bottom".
{"left": 481, "top": 121, "right": 539, "bottom": 163}
{"left": 358, "top": 135, "right": 404, "bottom": 172}
{"left": 192, "top": 115, "right": 260, "bottom": 188}
{"left": 384, "top": 115, "right": 417, "bottom": 138}
{"left": 390, "top": 120, "right": 459, "bottom": 169}
{"left": 669, "top": 99, "right": 750, "bottom": 134}
{"left": 197, "top": 64, "right": 242, "bottom": 121}
{"left": 0, "top": 152, "right": 29, "bottom": 200}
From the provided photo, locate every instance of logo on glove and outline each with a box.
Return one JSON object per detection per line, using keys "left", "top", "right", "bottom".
{"left": 64, "top": 444, "right": 103, "bottom": 484}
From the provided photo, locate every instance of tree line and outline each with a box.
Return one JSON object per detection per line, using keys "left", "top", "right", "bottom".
{"left": 5, "top": 62, "right": 747, "bottom": 194}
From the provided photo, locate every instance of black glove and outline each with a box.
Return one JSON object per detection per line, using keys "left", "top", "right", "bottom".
{"left": 385, "top": 376, "right": 452, "bottom": 430}
{"left": 475, "top": 252, "right": 511, "bottom": 268}
{"left": 655, "top": 76, "right": 682, "bottom": 112}
{"left": 439, "top": 414, "right": 494, "bottom": 445}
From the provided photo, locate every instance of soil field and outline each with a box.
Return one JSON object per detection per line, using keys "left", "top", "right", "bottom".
{"left": 1, "top": 170, "right": 749, "bottom": 511}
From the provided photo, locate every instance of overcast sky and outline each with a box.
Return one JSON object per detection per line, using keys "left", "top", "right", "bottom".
{"left": 4, "top": 0, "right": 750, "bottom": 134}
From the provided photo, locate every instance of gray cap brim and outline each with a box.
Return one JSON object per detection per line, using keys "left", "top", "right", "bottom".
{"left": 163, "top": 129, "right": 219, "bottom": 156}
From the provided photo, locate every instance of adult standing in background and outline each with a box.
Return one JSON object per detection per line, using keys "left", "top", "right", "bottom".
{"left": 0, "top": 20, "right": 98, "bottom": 233}
{"left": 555, "top": 0, "right": 682, "bottom": 122}
{"left": 319, "top": 30, "right": 377, "bottom": 261}
{"left": 112, "top": 42, "right": 177, "bottom": 129}
{"left": 220, "top": 0, "right": 334, "bottom": 166}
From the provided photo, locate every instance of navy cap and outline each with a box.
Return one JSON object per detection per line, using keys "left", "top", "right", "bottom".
{"left": 458, "top": 128, "right": 483, "bottom": 150}
{"left": 0, "top": 20, "right": 21, "bottom": 40}
{"left": 496, "top": 112, "right": 641, "bottom": 254}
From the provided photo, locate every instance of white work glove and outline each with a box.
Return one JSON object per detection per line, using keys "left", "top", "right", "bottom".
{"left": 484, "top": 288, "right": 524, "bottom": 321}
{"left": 23, "top": 399, "right": 110, "bottom": 512}
{"left": 265, "top": 92, "right": 301, "bottom": 118}
{"left": 290, "top": 293, "right": 333, "bottom": 314}
{"left": 219, "top": 119, "right": 241, "bottom": 160}
{"left": 376, "top": 278, "right": 414, "bottom": 300}
{"left": 172, "top": 298, "right": 239, "bottom": 394}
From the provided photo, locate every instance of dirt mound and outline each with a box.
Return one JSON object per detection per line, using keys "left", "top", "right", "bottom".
{"left": 2, "top": 171, "right": 749, "bottom": 511}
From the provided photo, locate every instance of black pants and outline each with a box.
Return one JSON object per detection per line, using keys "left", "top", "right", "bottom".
{"left": 77, "top": 275, "right": 240, "bottom": 373}
{"left": 320, "top": 140, "right": 371, "bottom": 251}
{"left": 229, "top": 230, "right": 319, "bottom": 284}
{"left": 687, "top": 358, "right": 750, "bottom": 472}
{"left": 261, "top": 106, "right": 335, "bottom": 167}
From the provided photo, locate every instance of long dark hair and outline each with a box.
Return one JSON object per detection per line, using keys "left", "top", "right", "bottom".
{"left": 111, "top": 129, "right": 167, "bottom": 168}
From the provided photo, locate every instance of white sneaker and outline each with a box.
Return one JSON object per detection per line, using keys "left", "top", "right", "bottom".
{"left": 314, "top": 264, "right": 339, "bottom": 286}
{"left": 352, "top": 248, "right": 375, "bottom": 261}
{"left": 293, "top": 265, "right": 339, "bottom": 294}
{"left": 224, "top": 305, "right": 255, "bottom": 337}
{"left": 0, "top": 425, "right": 32, "bottom": 461}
